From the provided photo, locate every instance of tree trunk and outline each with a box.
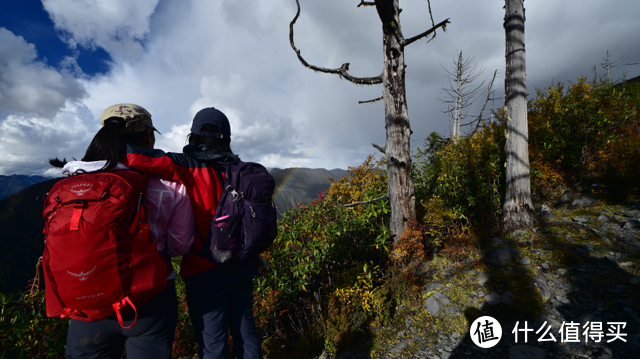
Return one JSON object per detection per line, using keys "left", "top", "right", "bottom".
{"left": 502, "top": 0, "right": 534, "bottom": 233}
{"left": 376, "top": 0, "right": 416, "bottom": 239}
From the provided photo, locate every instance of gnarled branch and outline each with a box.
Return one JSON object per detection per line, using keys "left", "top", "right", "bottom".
{"left": 359, "top": 96, "right": 383, "bottom": 104}
{"left": 403, "top": 18, "right": 450, "bottom": 47}
{"left": 344, "top": 194, "right": 389, "bottom": 208}
{"left": 290, "top": 0, "right": 382, "bottom": 85}
{"left": 372, "top": 143, "right": 386, "bottom": 154}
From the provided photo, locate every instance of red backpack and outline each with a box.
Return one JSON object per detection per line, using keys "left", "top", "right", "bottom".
{"left": 42, "top": 170, "right": 167, "bottom": 328}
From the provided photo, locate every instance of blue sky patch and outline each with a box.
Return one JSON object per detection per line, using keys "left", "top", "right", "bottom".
{"left": 1, "top": 0, "right": 111, "bottom": 76}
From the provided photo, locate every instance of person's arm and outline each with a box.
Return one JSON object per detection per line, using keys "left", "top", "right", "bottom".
{"left": 123, "top": 143, "right": 197, "bottom": 182}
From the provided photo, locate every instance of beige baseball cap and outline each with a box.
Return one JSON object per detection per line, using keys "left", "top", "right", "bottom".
{"left": 99, "top": 103, "right": 161, "bottom": 134}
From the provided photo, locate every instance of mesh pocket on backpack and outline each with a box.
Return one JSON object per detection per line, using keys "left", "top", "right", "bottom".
{"left": 210, "top": 213, "right": 242, "bottom": 263}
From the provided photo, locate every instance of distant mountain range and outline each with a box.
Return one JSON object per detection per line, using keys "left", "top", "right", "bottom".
{"left": 0, "top": 175, "right": 52, "bottom": 199}
{"left": 0, "top": 167, "right": 348, "bottom": 294}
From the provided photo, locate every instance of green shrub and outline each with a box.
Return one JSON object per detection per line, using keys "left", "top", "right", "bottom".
{"left": 254, "top": 156, "right": 393, "bottom": 357}
{"left": 528, "top": 77, "right": 640, "bottom": 192}
{"left": 413, "top": 123, "right": 505, "bottom": 239}
{"left": 0, "top": 283, "right": 68, "bottom": 358}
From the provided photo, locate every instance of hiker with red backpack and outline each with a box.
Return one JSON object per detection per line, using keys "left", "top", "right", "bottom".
{"left": 121, "top": 107, "right": 277, "bottom": 359}
{"left": 45, "top": 104, "right": 194, "bottom": 359}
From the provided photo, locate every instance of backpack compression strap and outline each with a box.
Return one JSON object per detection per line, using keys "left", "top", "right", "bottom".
{"left": 112, "top": 297, "right": 138, "bottom": 329}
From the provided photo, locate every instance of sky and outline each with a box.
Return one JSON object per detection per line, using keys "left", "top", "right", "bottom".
{"left": 1, "top": 0, "right": 639, "bottom": 177}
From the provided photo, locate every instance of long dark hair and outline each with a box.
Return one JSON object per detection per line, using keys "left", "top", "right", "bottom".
{"left": 50, "top": 119, "right": 147, "bottom": 169}
{"left": 187, "top": 124, "right": 232, "bottom": 152}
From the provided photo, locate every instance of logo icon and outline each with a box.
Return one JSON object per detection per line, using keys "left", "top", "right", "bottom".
{"left": 471, "top": 316, "right": 502, "bottom": 348}
{"left": 66, "top": 265, "right": 97, "bottom": 281}
{"left": 70, "top": 183, "right": 93, "bottom": 196}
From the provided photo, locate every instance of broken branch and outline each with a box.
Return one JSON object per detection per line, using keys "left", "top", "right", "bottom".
{"left": 290, "top": 0, "right": 382, "bottom": 85}
{"left": 403, "top": 18, "right": 450, "bottom": 47}
{"left": 359, "top": 96, "right": 383, "bottom": 104}
{"left": 344, "top": 194, "right": 389, "bottom": 208}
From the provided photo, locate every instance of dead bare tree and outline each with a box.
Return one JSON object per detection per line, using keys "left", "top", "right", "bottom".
{"left": 437, "top": 52, "right": 501, "bottom": 140}
{"left": 437, "top": 51, "right": 485, "bottom": 141}
{"left": 502, "top": 0, "right": 535, "bottom": 233}
{"left": 601, "top": 51, "right": 628, "bottom": 83}
{"left": 289, "top": 0, "right": 450, "bottom": 239}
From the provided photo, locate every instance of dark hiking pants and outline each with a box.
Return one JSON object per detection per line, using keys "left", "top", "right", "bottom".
{"left": 185, "top": 260, "right": 262, "bottom": 359}
{"left": 65, "top": 280, "right": 177, "bottom": 359}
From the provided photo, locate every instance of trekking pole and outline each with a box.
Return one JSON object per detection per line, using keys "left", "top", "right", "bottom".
{"left": 30, "top": 256, "right": 42, "bottom": 295}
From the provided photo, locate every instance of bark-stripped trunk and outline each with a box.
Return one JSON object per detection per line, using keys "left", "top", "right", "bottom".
{"left": 289, "top": 0, "right": 448, "bottom": 240}
{"left": 502, "top": 0, "right": 534, "bottom": 232}
{"left": 376, "top": 0, "right": 416, "bottom": 238}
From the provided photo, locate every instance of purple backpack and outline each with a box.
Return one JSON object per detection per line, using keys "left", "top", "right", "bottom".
{"left": 208, "top": 161, "right": 278, "bottom": 264}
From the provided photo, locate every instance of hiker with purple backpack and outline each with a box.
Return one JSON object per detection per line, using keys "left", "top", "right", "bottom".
{"left": 122, "top": 107, "right": 277, "bottom": 359}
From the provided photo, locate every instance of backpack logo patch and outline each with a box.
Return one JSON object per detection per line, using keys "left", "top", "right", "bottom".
{"left": 70, "top": 183, "right": 93, "bottom": 196}
{"left": 66, "top": 265, "right": 97, "bottom": 281}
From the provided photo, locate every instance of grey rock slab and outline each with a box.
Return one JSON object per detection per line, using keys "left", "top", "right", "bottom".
{"left": 475, "top": 272, "right": 491, "bottom": 286}
{"left": 556, "top": 295, "right": 570, "bottom": 304}
{"left": 536, "top": 204, "right": 555, "bottom": 219}
{"left": 439, "top": 352, "right": 451, "bottom": 359}
{"left": 425, "top": 296, "right": 442, "bottom": 317}
{"left": 624, "top": 218, "right": 640, "bottom": 229}
{"left": 444, "top": 306, "right": 463, "bottom": 317}
{"left": 388, "top": 339, "right": 412, "bottom": 354}
{"left": 483, "top": 245, "right": 521, "bottom": 266}
{"left": 535, "top": 275, "right": 551, "bottom": 301}
{"left": 598, "top": 214, "right": 615, "bottom": 223}
{"left": 557, "top": 268, "right": 568, "bottom": 276}
{"left": 433, "top": 292, "right": 452, "bottom": 306}
{"left": 405, "top": 316, "right": 413, "bottom": 329}
{"left": 485, "top": 292, "right": 501, "bottom": 305}
{"left": 518, "top": 257, "right": 531, "bottom": 265}
{"left": 423, "top": 281, "right": 444, "bottom": 293}
{"left": 573, "top": 216, "right": 590, "bottom": 224}
{"left": 425, "top": 292, "right": 452, "bottom": 317}
{"left": 541, "top": 263, "right": 550, "bottom": 270}
{"left": 568, "top": 194, "right": 599, "bottom": 209}
{"left": 535, "top": 204, "right": 552, "bottom": 213}
{"left": 556, "top": 190, "right": 575, "bottom": 208}
{"left": 509, "top": 345, "right": 547, "bottom": 359}
{"left": 625, "top": 209, "right": 640, "bottom": 218}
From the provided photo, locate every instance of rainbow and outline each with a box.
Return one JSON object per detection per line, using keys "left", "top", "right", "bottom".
{"left": 273, "top": 120, "right": 351, "bottom": 201}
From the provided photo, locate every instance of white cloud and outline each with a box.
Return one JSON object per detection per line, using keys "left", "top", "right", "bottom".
{"left": 0, "top": 28, "right": 86, "bottom": 118}
{"left": 0, "top": 101, "right": 95, "bottom": 175}
{"left": 2, "top": 0, "right": 640, "bottom": 176}
{"left": 41, "top": 0, "right": 159, "bottom": 61}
